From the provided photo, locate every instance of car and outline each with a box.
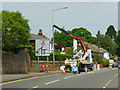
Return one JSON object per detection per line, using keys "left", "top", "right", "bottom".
{"left": 118, "top": 64, "right": 120, "bottom": 69}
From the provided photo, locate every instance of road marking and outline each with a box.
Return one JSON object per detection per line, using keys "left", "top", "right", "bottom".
{"left": 32, "top": 86, "right": 39, "bottom": 88}
{"left": 45, "top": 79, "right": 59, "bottom": 85}
{"left": 64, "top": 76, "right": 72, "bottom": 79}
{"left": 71, "top": 75, "right": 74, "bottom": 77}
{"left": 0, "top": 73, "right": 60, "bottom": 85}
{"left": 105, "top": 84, "right": 108, "bottom": 86}
{"left": 103, "top": 73, "right": 117, "bottom": 88}
{"left": 103, "top": 86, "right": 106, "bottom": 88}
{"left": 87, "top": 72, "right": 94, "bottom": 74}
{"left": 112, "top": 68, "right": 118, "bottom": 70}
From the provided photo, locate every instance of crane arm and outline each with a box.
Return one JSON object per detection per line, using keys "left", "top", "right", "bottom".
{"left": 53, "top": 25, "right": 87, "bottom": 55}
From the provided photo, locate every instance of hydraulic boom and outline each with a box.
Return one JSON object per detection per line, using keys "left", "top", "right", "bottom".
{"left": 53, "top": 25, "right": 87, "bottom": 56}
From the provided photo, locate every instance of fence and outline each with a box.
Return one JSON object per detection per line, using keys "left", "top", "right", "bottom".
{"left": 30, "top": 60, "right": 65, "bottom": 72}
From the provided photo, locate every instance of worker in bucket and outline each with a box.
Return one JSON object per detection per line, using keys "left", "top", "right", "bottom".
{"left": 78, "top": 60, "right": 82, "bottom": 74}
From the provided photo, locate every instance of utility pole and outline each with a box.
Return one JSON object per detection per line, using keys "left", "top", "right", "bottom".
{"left": 98, "top": 31, "right": 100, "bottom": 62}
{"left": 52, "top": 7, "right": 68, "bottom": 71}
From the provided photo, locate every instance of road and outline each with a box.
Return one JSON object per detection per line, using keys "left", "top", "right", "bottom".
{"left": 1, "top": 68, "right": 119, "bottom": 89}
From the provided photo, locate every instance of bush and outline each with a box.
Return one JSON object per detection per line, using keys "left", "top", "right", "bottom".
{"left": 99, "top": 59, "right": 109, "bottom": 67}
{"left": 31, "top": 52, "right": 72, "bottom": 61}
{"left": 92, "top": 53, "right": 103, "bottom": 62}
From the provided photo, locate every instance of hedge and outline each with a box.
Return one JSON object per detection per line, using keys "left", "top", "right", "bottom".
{"left": 99, "top": 59, "right": 109, "bottom": 67}
{"left": 30, "top": 52, "right": 72, "bottom": 61}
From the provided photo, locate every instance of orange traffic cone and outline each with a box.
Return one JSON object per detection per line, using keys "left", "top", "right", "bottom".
{"left": 85, "top": 67, "right": 87, "bottom": 73}
{"left": 63, "top": 71, "right": 66, "bottom": 74}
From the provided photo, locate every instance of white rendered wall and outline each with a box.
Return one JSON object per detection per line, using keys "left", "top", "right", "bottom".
{"left": 73, "top": 39, "right": 77, "bottom": 52}
{"left": 104, "top": 52, "right": 109, "bottom": 59}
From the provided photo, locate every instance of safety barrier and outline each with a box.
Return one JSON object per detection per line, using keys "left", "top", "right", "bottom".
{"left": 100, "top": 64, "right": 103, "bottom": 68}
{"left": 39, "top": 64, "right": 53, "bottom": 72}
{"left": 39, "top": 66, "right": 44, "bottom": 72}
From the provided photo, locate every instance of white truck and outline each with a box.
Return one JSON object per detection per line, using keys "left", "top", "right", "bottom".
{"left": 65, "top": 49, "right": 93, "bottom": 72}
{"left": 53, "top": 25, "right": 93, "bottom": 72}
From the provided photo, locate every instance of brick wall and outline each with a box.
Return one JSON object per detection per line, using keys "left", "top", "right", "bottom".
{"left": 30, "top": 61, "right": 65, "bottom": 72}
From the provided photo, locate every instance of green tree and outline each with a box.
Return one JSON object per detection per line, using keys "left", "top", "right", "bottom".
{"left": 52, "top": 27, "right": 93, "bottom": 47}
{"left": 66, "top": 47, "right": 75, "bottom": 55}
{"left": 101, "top": 35, "right": 117, "bottom": 55}
{"left": 52, "top": 30, "right": 73, "bottom": 47}
{"left": 96, "top": 30, "right": 117, "bottom": 55}
{"left": 105, "top": 25, "right": 116, "bottom": 40}
{"left": 2, "top": 10, "right": 31, "bottom": 53}
{"left": 115, "top": 30, "right": 120, "bottom": 56}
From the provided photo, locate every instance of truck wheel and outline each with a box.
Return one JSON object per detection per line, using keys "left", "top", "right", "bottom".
{"left": 73, "top": 71, "right": 77, "bottom": 74}
{"left": 90, "top": 68, "right": 93, "bottom": 71}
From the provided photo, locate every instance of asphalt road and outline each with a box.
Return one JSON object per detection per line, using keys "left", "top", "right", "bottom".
{"left": 1, "top": 68, "right": 119, "bottom": 89}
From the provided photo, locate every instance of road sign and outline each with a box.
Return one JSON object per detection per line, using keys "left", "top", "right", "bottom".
{"left": 72, "top": 66, "right": 78, "bottom": 72}
{"left": 35, "top": 39, "right": 50, "bottom": 56}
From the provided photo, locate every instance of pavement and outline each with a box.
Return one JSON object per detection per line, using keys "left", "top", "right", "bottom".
{"left": 1, "top": 71, "right": 62, "bottom": 83}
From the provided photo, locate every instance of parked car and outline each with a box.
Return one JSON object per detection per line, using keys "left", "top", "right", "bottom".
{"left": 118, "top": 64, "right": 120, "bottom": 69}
{"left": 112, "top": 62, "right": 118, "bottom": 68}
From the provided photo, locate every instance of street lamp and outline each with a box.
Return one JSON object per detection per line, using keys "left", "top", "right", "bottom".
{"left": 52, "top": 7, "right": 68, "bottom": 71}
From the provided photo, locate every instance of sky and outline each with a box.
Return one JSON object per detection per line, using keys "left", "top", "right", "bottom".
{"left": 2, "top": 0, "right": 119, "bottom": 39}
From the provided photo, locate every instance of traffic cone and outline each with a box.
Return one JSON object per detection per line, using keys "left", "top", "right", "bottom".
{"left": 63, "top": 71, "right": 66, "bottom": 74}
{"left": 85, "top": 67, "right": 87, "bottom": 73}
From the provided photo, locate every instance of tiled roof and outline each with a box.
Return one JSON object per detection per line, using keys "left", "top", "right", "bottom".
{"left": 84, "top": 41, "right": 107, "bottom": 53}
{"left": 30, "top": 33, "right": 48, "bottom": 40}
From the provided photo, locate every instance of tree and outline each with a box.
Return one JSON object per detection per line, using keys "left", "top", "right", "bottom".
{"left": 101, "top": 35, "right": 117, "bottom": 55}
{"left": 105, "top": 25, "right": 116, "bottom": 40}
{"left": 96, "top": 30, "right": 117, "bottom": 55}
{"left": 2, "top": 10, "right": 31, "bottom": 53}
{"left": 115, "top": 30, "right": 120, "bottom": 56}
{"left": 66, "top": 47, "right": 75, "bottom": 55}
{"left": 52, "top": 27, "right": 93, "bottom": 47}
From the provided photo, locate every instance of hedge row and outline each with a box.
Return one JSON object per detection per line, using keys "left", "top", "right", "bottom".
{"left": 30, "top": 52, "right": 72, "bottom": 61}
{"left": 99, "top": 59, "right": 109, "bottom": 67}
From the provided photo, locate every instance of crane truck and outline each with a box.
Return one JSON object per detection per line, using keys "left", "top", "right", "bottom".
{"left": 53, "top": 25, "right": 93, "bottom": 72}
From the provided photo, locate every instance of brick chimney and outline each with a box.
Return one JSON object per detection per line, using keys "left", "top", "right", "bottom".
{"left": 38, "top": 29, "right": 42, "bottom": 36}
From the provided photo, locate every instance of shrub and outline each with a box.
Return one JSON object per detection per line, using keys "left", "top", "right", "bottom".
{"left": 31, "top": 52, "right": 72, "bottom": 61}
{"left": 92, "top": 53, "right": 103, "bottom": 62}
{"left": 99, "top": 59, "right": 109, "bottom": 67}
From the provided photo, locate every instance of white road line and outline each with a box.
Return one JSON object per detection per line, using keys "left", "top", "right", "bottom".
{"left": 45, "top": 79, "right": 59, "bottom": 85}
{"left": 114, "top": 74, "right": 118, "bottom": 77}
{"left": 64, "top": 76, "right": 72, "bottom": 79}
{"left": 71, "top": 75, "right": 74, "bottom": 77}
{"left": 32, "top": 86, "right": 39, "bottom": 88}
{"left": 103, "top": 86, "right": 106, "bottom": 88}
{"left": 103, "top": 73, "right": 117, "bottom": 88}
{"left": 76, "top": 74, "right": 83, "bottom": 76}
{"left": 105, "top": 84, "right": 108, "bottom": 86}
{"left": 87, "top": 72, "right": 94, "bottom": 74}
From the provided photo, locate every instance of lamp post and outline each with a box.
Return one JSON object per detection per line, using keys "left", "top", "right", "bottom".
{"left": 52, "top": 7, "right": 68, "bottom": 71}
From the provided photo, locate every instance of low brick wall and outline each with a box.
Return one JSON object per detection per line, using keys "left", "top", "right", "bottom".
{"left": 30, "top": 60, "right": 65, "bottom": 72}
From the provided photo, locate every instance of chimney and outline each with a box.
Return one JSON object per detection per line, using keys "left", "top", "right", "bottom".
{"left": 38, "top": 29, "right": 43, "bottom": 36}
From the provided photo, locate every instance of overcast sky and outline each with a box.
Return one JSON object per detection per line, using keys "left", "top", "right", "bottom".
{"left": 2, "top": 1, "right": 118, "bottom": 39}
